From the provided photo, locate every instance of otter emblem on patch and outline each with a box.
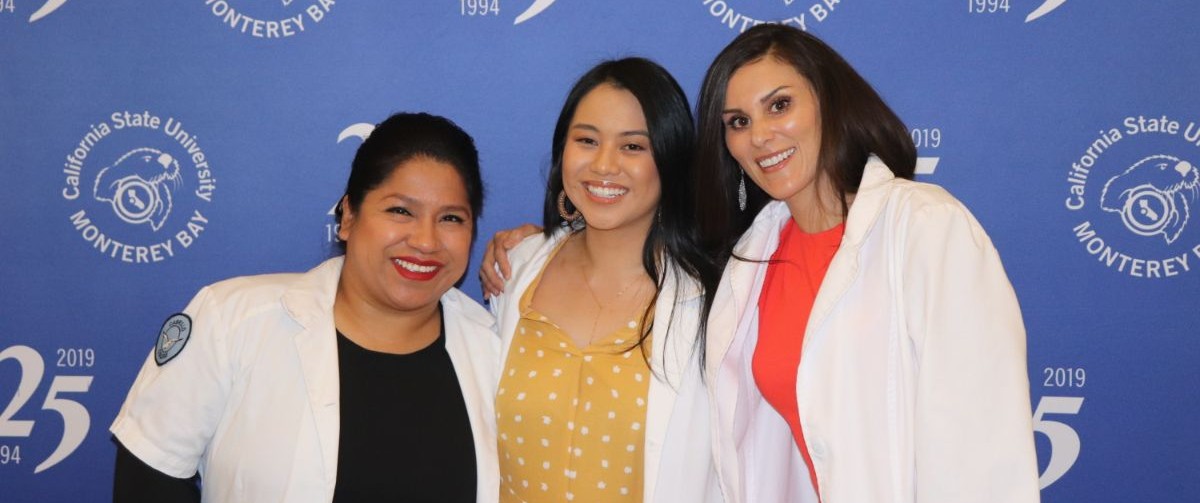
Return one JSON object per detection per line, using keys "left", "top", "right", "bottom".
{"left": 155, "top": 313, "right": 192, "bottom": 366}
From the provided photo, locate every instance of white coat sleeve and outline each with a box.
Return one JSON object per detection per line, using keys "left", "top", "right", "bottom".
{"left": 110, "top": 286, "right": 234, "bottom": 479}
{"left": 901, "top": 200, "right": 1041, "bottom": 503}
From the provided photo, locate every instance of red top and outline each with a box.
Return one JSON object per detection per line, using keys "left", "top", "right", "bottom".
{"left": 753, "top": 219, "right": 844, "bottom": 498}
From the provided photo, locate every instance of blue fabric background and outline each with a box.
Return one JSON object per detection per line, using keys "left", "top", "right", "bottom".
{"left": 2, "top": 1, "right": 1197, "bottom": 500}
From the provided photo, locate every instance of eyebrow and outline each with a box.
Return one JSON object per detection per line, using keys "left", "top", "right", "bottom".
{"left": 383, "top": 194, "right": 472, "bottom": 216}
{"left": 722, "top": 85, "right": 792, "bottom": 115}
{"left": 571, "top": 123, "right": 650, "bottom": 138}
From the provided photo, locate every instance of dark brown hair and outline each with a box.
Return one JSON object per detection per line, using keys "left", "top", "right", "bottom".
{"left": 694, "top": 24, "right": 917, "bottom": 260}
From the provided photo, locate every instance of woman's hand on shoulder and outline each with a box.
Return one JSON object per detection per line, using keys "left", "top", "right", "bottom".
{"left": 480, "top": 223, "right": 542, "bottom": 297}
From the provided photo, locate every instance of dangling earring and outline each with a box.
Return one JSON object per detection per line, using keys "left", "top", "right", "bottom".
{"left": 558, "top": 191, "right": 581, "bottom": 223}
{"left": 737, "top": 172, "right": 748, "bottom": 212}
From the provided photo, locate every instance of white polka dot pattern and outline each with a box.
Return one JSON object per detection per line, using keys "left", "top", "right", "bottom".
{"left": 496, "top": 277, "right": 651, "bottom": 503}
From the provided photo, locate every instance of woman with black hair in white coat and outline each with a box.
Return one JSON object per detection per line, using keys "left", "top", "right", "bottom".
{"left": 112, "top": 112, "right": 501, "bottom": 503}
{"left": 481, "top": 58, "right": 724, "bottom": 503}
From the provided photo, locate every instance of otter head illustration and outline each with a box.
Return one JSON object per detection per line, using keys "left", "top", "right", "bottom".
{"left": 1099, "top": 155, "right": 1199, "bottom": 244}
{"left": 93, "top": 148, "right": 182, "bottom": 231}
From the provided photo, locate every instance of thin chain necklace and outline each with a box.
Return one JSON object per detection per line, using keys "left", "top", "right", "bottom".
{"left": 580, "top": 264, "right": 644, "bottom": 341}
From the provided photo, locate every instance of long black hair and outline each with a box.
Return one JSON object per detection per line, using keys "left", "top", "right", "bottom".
{"left": 543, "top": 57, "right": 719, "bottom": 369}
{"left": 694, "top": 24, "right": 917, "bottom": 261}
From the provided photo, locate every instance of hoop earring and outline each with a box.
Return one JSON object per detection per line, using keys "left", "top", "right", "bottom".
{"left": 737, "top": 172, "right": 748, "bottom": 212}
{"left": 558, "top": 191, "right": 581, "bottom": 223}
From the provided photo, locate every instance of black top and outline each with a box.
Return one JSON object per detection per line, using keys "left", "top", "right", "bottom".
{"left": 332, "top": 314, "right": 477, "bottom": 503}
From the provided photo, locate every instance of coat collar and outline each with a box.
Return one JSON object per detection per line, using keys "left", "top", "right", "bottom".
{"left": 735, "top": 156, "right": 896, "bottom": 260}
{"left": 705, "top": 156, "right": 898, "bottom": 378}
{"left": 280, "top": 257, "right": 344, "bottom": 494}
{"left": 843, "top": 156, "right": 896, "bottom": 250}
{"left": 281, "top": 257, "right": 342, "bottom": 330}
{"left": 806, "top": 157, "right": 895, "bottom": 335}
{"left": 441, "top": 286, "right": 496, "bottom": 330}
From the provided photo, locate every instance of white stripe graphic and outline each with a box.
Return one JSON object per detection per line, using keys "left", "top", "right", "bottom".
{"left": 915, "top": 157, "right": 940, "bottom": 175}
{"left": 28, "top": 0, "right": 69, "bottom": 23}
{"left": 514, "top": 0, "right": 558, "bottom": 25}
{"left": 1026, "top": 0, "right": 1068, "bottom": 23}
{"left": 337, "top": 123, "right": 374, "bottom": 144}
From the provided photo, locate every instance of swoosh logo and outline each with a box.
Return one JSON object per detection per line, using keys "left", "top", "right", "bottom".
{"left": 1025, "top": 0, "right": 1068, "bottom": 23}
{"left": 915, "top": 157, "right": 940, "bottom": 175}
{"left": 514, "top": 0, "right": 557, "bottom": 25}
{"left": 28, "top": 0, "right": 69, "bottom": 23}
{"left": 337, "top": 123, "right": 375, "bottom": 143}
{"left": 331, "top": 123, "right": 375, "bottom": 215}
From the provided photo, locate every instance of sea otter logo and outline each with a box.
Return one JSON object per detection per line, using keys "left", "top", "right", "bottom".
{"left": 1099, "top": 155, "right": 1199, "bottom": 244}
{"left": 93, "top": 148, "right": 182, "bottom": 231}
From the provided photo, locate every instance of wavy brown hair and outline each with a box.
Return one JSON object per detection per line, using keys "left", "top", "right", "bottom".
{"left": 693, "top": 24, "right": 917, "bottom": 369}
{"left": 694, "top": 24, "right": 917, "bottom": 261}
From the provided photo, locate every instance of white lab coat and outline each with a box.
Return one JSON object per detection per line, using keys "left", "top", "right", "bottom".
{"left": 111, "top": 257, "right": 501, "bottom": 503}
{"left": 489, "top": 229, "right": 723, "bottom": 503}
{"left": 707, "top": 158, "right": 1041, "bottom": 503}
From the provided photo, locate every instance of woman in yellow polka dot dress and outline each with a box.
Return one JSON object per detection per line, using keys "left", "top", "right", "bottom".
{"left": 484, "top": 58, "right": 724, "bottom": 503}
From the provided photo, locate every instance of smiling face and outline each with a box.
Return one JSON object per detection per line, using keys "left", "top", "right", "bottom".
{"left": 337, "top": 156, "right": 473, "bottom": 314}
{"left": 722, "top": 55, "right": 827, "bottom": 216}
{"left": 560, "top": 83, "right": 662, "bottom": 235}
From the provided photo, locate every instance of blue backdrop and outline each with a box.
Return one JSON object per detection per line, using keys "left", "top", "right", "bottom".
{"left": 2, "top": 1, "right": 1198, "bottom": 501}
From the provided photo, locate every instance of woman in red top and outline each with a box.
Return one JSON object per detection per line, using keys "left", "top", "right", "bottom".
{"left": 694, "top": 24, "right": 1040, "bottom": 503}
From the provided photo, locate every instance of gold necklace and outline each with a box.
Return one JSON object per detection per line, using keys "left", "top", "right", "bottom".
{"left": 580, "top": 265, "right": 643, "bottom": 341}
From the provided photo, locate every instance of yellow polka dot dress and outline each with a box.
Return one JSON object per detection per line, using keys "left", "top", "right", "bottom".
{"left": 496, "top": 272, "right": 652, "bottom": 502}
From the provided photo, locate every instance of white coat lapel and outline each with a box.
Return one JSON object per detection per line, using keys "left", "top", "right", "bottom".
{"left": 650, "top": 265, "right": 701, "bottom": 388}
{"left": 704, "top": 267, "right": 738, "bottom": 380}
{"left": 805, "top": 159, "right": 895, "bottom": 343}
{"left": 643, "top": 265, "right": 702, "bottom": 501}
{"left": 281, "top": 258, "right": 343, "bottom": 493}
{"left": 706, "top": 202, "right": 790, "bottom": 378}
{"left": 492, "top": 232, "right": 559, "bottom": 368}
{"left": 441, "top": 288, "right": 502, "bottom": 503}
{"left": 705, "top": 202, "right": 788, "bottom": 502}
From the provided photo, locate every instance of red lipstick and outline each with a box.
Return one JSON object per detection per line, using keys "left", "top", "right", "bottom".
{"left": 392, "top": 256, "right": 442, "bottom": 281}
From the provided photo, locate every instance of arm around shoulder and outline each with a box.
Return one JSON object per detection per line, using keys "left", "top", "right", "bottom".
{"left": 487, "top": 231, "right": 555, "bottom": 318}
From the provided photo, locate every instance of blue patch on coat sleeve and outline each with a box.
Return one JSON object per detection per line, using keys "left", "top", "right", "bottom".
{"left": 155, "top": 313, "right": 192, "bottom": 366}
